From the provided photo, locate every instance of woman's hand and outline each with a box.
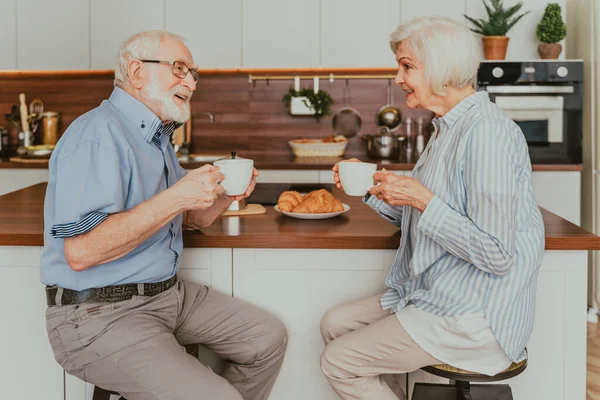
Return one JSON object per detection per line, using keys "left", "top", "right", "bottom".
{"left": 370, "top": 169, "right": 434, "bottom": 212}
{"left": 332, "top": 158, "right": 361, "bottom": 191}
{"left": 227, "top": 168, "right": 259, "bottom": 202}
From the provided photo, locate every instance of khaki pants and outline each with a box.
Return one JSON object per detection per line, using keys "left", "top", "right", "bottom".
{"left": 46, "top": 280, "right": 287, "bottom": 400}
{"left": 320, "top": 294, "right": 440, "bottom": 400}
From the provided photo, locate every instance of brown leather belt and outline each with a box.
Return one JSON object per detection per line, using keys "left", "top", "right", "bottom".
{"left": 45, "top": 275, "right": 177, "bottom": 306}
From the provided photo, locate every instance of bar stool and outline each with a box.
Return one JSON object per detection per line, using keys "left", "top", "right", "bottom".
{"left": 412, "top": 355, "right": 527, "bottom": 400}
{"left": 92, "top": 344, "right": 200, "bottom": 400}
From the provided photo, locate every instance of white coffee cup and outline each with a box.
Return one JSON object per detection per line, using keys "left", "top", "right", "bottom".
{"left": 213, "top": 158, "right": 254, "bottom": 196}
{"left": 337, "top": 161, "right": 377, "bottom": 196}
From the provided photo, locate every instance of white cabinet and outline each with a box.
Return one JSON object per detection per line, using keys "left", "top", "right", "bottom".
{"left": 0, "top": 169, "right": 49, "bottom": 196}
{"left": 464, "top": 0, "right": 567, "bottom": 60}
{"left": 531, "top": 171, "right": 580, "bottom": 225}
{"left": 242, "top": 0, "right": 320, "bottom": 68}
{"left": 166, "top": 0, "right": 242, "bottom": 69}
{"left": 90, "top": 0, "right": 165, "bottom": 69}
{"left": 0, "top": 247, "right": 64, "bottom": 400}
{"left": 0, "top": 0, "right": 17, "bottom": 69}
{"left": 17, "top": 0, "right": 90, "bottom": 70}
{"left": 232, "top": 248, "right": 395, "bottom": 400}
{"left": 320, "top": 0, "right": 399, "bottom": 67}
{"left": 400, "top": 0, "right": 467, "bottom": 25}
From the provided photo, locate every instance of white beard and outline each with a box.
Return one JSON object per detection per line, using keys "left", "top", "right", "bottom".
{"left": 143, "top": 76, "right": 191, "bottom": 123}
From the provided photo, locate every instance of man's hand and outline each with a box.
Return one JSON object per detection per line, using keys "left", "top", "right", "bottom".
{"left": 171, "top": 164, "right": 225, "bottom": 211}
{"left": 227, "top": 168, "right": 259, "bottom": 202}
{"left": 370, "top": 169, "right": 434, "bottom": 212}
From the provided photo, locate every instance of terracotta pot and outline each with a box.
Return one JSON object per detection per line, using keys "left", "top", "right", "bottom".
{"left": 482, "top": 36, "right": 510, "bottom": 60}
{"left": 538, "top": 43, "right": 562, "bottom": 60}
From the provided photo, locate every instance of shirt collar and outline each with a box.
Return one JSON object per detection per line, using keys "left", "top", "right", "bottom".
{"left": 108, "top": 87, "right": 164, "bottom": 143}
{"left": 435, "top": 90, "right": 489, "bottom": 128}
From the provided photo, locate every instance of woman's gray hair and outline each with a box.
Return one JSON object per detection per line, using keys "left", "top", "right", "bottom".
{"left": 389, "top": 16, "right": 482, "bottom": 94}
{"left": 114, "top": 30, "right": 186, "bottom": 88}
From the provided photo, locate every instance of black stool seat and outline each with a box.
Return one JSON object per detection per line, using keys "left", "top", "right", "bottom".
{"left": 413, "top": 354, "right": 527, "bottom": 400}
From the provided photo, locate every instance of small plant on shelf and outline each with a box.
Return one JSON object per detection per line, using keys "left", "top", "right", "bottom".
{"left": 536, "top": 2, "right": 567, "bottom": 59}
{"left": 282, "top": 88, "right": 333, "bottom": 122}
{"left": 464, "top": 0, "right": 529, "bottom": 60}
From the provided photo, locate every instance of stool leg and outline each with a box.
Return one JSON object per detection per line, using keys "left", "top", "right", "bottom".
{"left": 455, "top": 381, "right": 473, "bottom": 400}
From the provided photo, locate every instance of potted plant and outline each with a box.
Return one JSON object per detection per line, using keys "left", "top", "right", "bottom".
{"left": 464, "top": 0, "right": 530, "bottom": 60}
{"left": 536, "top": 3, "right": 567, "bottom": 59}
{"left": 282, "top": 87, "right": 333, "bottom": 122}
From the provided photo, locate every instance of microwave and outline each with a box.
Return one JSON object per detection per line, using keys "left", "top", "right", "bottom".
{"left": 477, "top": 61, "right": 583, "bottom": 164}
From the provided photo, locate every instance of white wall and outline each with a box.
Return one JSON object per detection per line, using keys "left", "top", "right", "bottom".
{"left": 0, "top": 0, "right": 568, "bottom": 70}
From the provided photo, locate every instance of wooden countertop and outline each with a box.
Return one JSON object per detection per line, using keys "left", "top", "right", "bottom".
{"left": 1, "top": 183, "right": 598, "bottom": 250}
{"left": 0, "top": 155, "right": 584, "bottom": 172}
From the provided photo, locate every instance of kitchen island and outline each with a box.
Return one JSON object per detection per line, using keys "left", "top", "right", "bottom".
{"left": 0, "top": 183, "right": 598, "bottom": 400}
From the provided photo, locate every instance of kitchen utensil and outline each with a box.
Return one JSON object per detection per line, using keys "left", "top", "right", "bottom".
{"left": 18, "top": 93, "right": 34, "bottom": 147}
{"left": 332, "top": 80, "right": 362, "bottom": 138}
{"left": 5, "top": 105, "right": 22, "bottom": 131}
{"left": 361, "top": 126, "right": 399, "bottom": 159}
{"left": 29, "top": 99, "right": 44, "bottom": 117}
{"left": 21, "top": 144, "right": 54, "bottom": 159}
{"left": 375, "top": 79, "right": 402, "bottom": 132}
{"left": 274, "top": 203, "right": 350, "bottom": 219}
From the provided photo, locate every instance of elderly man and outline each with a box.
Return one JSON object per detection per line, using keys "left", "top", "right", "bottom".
{"left": 42, "top": 30, "right": 287, "bottom": 400}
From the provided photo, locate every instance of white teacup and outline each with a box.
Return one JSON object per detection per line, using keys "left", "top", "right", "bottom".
{"left": 337, "top": 161, "right": 377, "bottom": 196}
{"left": 213, "top": 158, "right": 254, "bottom": 196}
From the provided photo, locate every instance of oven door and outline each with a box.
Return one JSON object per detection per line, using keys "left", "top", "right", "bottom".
{"left": 486, "top": 85, "right": 581, "bottom": 164}
{"left": 495, "top": 96, "right": 563, "bottom": 144}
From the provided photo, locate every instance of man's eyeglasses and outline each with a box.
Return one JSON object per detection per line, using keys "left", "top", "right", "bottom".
{"left": 140, "top": 60, "right": 199, "bottom": 82}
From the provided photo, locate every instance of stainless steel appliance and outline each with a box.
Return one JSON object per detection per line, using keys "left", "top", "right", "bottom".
{"left": 477, "top": 60, "right": 583, "bottom": 164}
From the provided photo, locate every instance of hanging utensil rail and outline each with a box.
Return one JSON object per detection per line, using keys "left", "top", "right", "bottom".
{"left": 248, "top": 74, "right": 396, "bottom": 83}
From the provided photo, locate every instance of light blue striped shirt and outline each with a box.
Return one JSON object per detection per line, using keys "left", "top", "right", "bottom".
{"left": 366, "top": 91, "right": 545, "bottom": 362}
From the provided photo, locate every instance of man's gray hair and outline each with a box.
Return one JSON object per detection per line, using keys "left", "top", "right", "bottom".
{"left": 114, "top": 30, "right": 186, "bottom": 88}
{"left": 390, "top": 16, "right": 482, "bottom": 94}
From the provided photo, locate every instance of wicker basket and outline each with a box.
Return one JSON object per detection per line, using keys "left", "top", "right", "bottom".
{"left": 288, "top": 140, "right": 348, "bottom": 157}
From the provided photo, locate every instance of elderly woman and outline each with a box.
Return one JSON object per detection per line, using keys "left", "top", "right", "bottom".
{"left": 320, "top": 16, "right": 545, "bottom": 400}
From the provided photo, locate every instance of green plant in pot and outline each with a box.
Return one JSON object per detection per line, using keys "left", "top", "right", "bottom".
{"left": 282, "top": 87, "right": 333, "bottom": 122}
{"left": 536, "top": 3, "right": 566, "bottom": 59}
{"left": 464, "top": 0, "right": 529, "bottom": 60}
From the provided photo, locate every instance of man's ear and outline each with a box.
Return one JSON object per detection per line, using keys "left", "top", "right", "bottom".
{"left": 127, "top": 59, "right": 145, "bottom": 89}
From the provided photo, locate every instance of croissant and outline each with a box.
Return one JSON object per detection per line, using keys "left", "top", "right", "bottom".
{"left": 277, "top": 191, "right": 304, "bottom": 212}
{"left": 292, "top": 189, "right": 344, "bottom": 213}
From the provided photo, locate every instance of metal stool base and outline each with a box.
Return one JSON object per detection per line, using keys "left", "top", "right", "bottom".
{"left": 412, "top": 382, "right": 513, "bottom": 400}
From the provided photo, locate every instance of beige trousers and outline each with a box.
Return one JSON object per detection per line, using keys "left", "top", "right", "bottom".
{"left": 320, "top": 294, "right": 440, "bottom": 400}
{"left": 46, "top": 280, "right": 287, "bottom": 400}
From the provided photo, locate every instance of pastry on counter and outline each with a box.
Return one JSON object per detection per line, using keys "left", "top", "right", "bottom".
{"left": 291, "top": 189, "right": 344, "bottom": 213}
{"left": 277, "top": 190, "right": 303, "bottom": 212}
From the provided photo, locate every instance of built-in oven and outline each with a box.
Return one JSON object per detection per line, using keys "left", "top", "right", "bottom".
{"left": 477, "top": 60, "right": 583, "bottom": 164}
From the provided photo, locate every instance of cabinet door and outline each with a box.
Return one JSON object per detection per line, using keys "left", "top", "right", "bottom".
{"left": 321, "top": 0, "right": 399, "bottom": 67}
{"left": 90, "top": 0, "right": 165, "bottom": 69}
{"left": 464, "top": 0, "right": 567, "bottom": 60}
{"left": 242, "top": 0, "right": 320, "bottom": 68}
{"left": 0, "top": 0, "right": 17, "bottom": 69}
{"left": 233, "top": 248, "right": 395, "bottom": 400}
{"left": 17, "top": 0, "right": 90, "bottom": 70}
{"left": 166, "top": 0, "right": 242, "bottom": 69}
{"left": 0, "top": 169, "right": 50, "bottom": 196}
{"left": 0, "top": 247, "right": 64, "bottom": 400}
{"left": 400, "top": 0, "right": 467, "bottom": 25}
{"left": 531, "top": 171, "right": 580, "bottom": 225}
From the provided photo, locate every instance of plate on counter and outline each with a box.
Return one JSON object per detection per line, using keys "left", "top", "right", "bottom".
{"left": 274, "top": 204, "right": 350, "bottom": 220}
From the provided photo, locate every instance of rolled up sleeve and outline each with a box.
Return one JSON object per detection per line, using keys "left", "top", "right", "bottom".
{"left": 363, "top": 193, "right": 405, "bottom": 227}
{"left": 50, "top": 141, "right": 128, "bottom": 238}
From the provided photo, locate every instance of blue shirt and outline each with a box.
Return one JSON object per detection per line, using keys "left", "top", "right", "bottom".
{"left": 366, "top": 91, "right": 545, "bottom": 362}
{"left": 41, "top": 87, "right": 188, "bottom": 290}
